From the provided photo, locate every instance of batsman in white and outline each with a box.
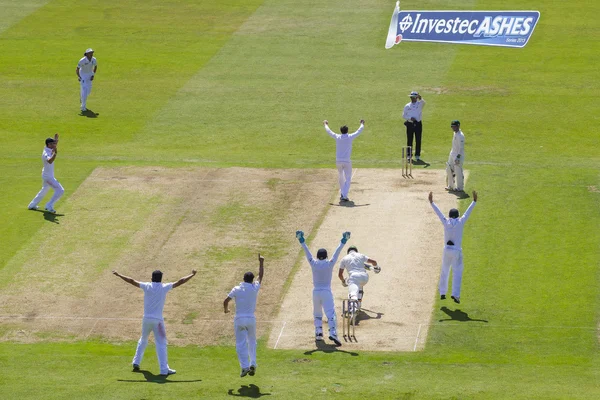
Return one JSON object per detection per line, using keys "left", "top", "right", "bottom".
{"left": 113, "top": 268, "right": 197, "bottom": 376}
{"left": 28, "top": 134, "right": 64, "bottom": 214}
{"left": 446, "top": 120, "right": 465, "bottom": 192}
{"left": 295, "top": 230, "right": 350, "bottom": 346}
{"left": 338, "top": 245, "right": 379, "bottom": 312}
{"left": 224, "top": 253, "right": 264, "bottom": 378}
{"left": 323, "top": 119, "right": 365, "bottom": 202}
{"left": 428, "top": 190, "right": 477, "bottom": 304}
{"left": 76, "top": 48, "right": 97, "bottom": 112}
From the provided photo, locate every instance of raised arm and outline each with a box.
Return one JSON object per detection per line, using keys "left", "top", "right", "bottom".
{"left": 257, "top": 253, "right": 264, "bottom": 284}
{"left": 172, "top": 270, "right": 197, "bottom": 289}
{"left": 329, "top": 231, "right": 350, "bottom": 265}
{"left": 348, "top": 121, "right": 365, "bottom": 138}
{"left": 113, "top": 270, "right": 140, "bottom": 288}
{"left": 296, "top": 230, "right": 314, "bottom": 262}
{"left": 428, "top": 192, "right": 446, "bottom": 223}
{"left": 323, "top": 120, "right": 339, "bottom": 139}
{"left": 461, "top": 191, "right": 478, "bottom": 223}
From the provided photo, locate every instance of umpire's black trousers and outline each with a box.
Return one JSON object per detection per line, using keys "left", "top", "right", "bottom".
{"left": 404, "top": 120, "right": 423, "bottom": 158}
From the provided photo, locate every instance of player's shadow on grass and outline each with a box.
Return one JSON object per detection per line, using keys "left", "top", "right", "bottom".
{"left": 227, "top": 384, "right": 271, "bottom": 398}
{"left": 117, "top": 369, "right": 202, "bottom": 384}
{"left": 412, "top": 159, "right": 431, "bottom": 168}
{"left": 30, "top": 208, "right": 63, "bottom": 224}
{"left": 354, "top": 308, "right": 384, "bottom": 325}
{"left": 329, "top": 200, "right": 370, "bottom": 208}
{"left": 439, "top": 306, "right": 488, "bottom": 323}
{"left": 303, "top": 340, "right": 359, "bottom": 356}
{"left": 447, "top": 190, "right": 470, "bottom": 200}
{"left": 79, "top": 109, "right": 99, "bottom": 118}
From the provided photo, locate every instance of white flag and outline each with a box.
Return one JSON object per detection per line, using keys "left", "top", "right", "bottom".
{"left": 385, "top": 1, "right": 400, "bottom": 49}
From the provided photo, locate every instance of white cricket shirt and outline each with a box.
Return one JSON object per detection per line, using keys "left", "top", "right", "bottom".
{"left": 402, "top": 99, "right": 426, "bottom": 121}
{"left": 41, "top": 147, "right": 55, "bottom": 178}
{"left": 77, "top": 56, "right": 97, "bottom": 76}
{"left": 228, "top": 282, "right": 261, "bottom": 318}
{"left": 431, "top": 201, "right": 476, "bottom": 249}
{"left": 340, "top": 252, "right": 369, "bottom": 275}
{"left": 139, "top": 282, "right": 174, "bottom": 320}
{"left": 450, "top": 130, "right": 465, "bottom": 158}
{"left": 325, "top": 124, "right": 364, "bottom": 163}
{"left": 301, "top": 241, "right": 344, "bottom": 289}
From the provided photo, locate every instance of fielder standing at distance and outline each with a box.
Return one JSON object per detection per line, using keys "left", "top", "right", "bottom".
{"left": 323, "top": 119, "right": 365, "bottom": 202}
{"left": 224, "top": 254, "right": 265, "bottom": 377}
{"left": 402, "top": 91, "right": 426, "bottom": 161}
{"left": 76, "top": 48, "right": 97, "bottom": 112}
{"left": 338, "top": 245, "right": 379, "bottom": 312}
{"left": 295, "top": 230, "right": 350, "bottom": 346}
{"left": 446, "top": 120, "right": 465, "bottom": 192}
{"left": 428, "top": 190, "right": 477, "bottom": 304}
{"left": 28, "top": 134, "right": 64, "bottom": 214}
{"left": 113, "top": 268, "right": 197, "bottom": 376}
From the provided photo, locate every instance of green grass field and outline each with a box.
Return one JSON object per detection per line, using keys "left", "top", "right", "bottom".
{"left": 1, "top": 0, "right": 599, "bottom": 398}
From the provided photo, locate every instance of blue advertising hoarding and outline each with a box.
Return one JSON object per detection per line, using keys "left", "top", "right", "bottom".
{"left": 385, "top": 2, "right": 540, "bottom": 49}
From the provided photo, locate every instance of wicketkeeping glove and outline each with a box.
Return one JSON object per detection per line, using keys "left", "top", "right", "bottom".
{"left": 341, "top": 231, "right": 351, "bottom": 244}
{"left": 296, "top": 230, "right": 305, "bottom": 244}
{"left": 374, "top": 265, "right": 381, "bottom": 274}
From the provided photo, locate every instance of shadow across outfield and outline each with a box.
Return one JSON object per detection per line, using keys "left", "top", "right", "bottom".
{"left": 228, "top": 384, "right": 271, "bottom": 398}
{"left": 79, "top": 108, "right": 99, "bottom": 118}
{"left": 29, "top": 208, "right": 64, "bottom": 224}
{"left": 439, "top": 306, "right": 488, "bottom": 323}
{"left": 303, "top": 340, "right": 359, "bottom": 356}
{"left": 117, "top": 369, "right": 202, "bottom": 384}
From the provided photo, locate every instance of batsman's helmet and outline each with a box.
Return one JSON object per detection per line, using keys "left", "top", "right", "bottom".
{"left": 347, "top": 245, "right": 358, "bottom": 254}
{"left": 243, "top": 271, "right": 255, "bottom": 283}
{"left": 317, "top": 248, "right": 328, "bottom": 260}
{"left": 151, "top": 270, "right": 163, "bottom": 282}
{"left": 451, "top": 120, "right": 460, "bottom": 127}
{"left": 449, "top": 208, "right": 459, "bottom": 218}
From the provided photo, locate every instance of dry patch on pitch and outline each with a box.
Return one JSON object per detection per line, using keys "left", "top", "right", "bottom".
{"left": 0, "top": 167, "right": 336, "bottom": 345}
{"left": 269, "top": 169, "right": 466, "bottom": 352}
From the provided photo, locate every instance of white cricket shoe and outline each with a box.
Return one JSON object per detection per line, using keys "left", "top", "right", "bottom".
{"left": 315, "top": 332, "right": 324, "bottom": 341}
{"left": 28, "top": 206, "right": 38, "bottom": 210}
{"left": 240, "top": 368, "right": 250, "bottom": 377}
{"left": 160, "top": 368, "right": 176, "bottom": 376}
{"left": 329, "top": 334, "right": 342, "bottom": 347}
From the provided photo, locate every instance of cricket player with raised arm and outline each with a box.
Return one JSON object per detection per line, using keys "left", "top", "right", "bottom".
{"left": 113, "top": 268, "right": 197, "bottom": 376}
{"left": 338, "top": 245, "right": 379, "bottom": 313}
{"left": 28, "top": 134, "right": 64, "bottom": 214}
{"left": 323, "top": 119, "right": 365, "bottom": 202}
{"left": 295, "top": 230, "right": 350, "bottom": 346}
{"left": 446, "top": 120, "right": 465, "bottom": 192}
{"left": 429, "top": 190, "right": 477, "bottom": 304}
{"left": 76, "top": 48, "right": 97, "bottom": 112}
{"left": 224, "top": 254, "right": 264, "bottom": 378}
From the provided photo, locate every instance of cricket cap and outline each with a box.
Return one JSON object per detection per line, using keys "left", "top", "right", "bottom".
{"left": 84, "top": 48, "right": 94, "bottom": 54}
{"left": 45, "top": 137, "right": 56, "bottom": 145}
{"left": 409, "top": 91, "right": 419, "bottom": 97}
{"left": 449, "top": 208, "right": 459, "bottom": 218}
{"left": 451, "top": 120, "right": 460, "bottom": 126}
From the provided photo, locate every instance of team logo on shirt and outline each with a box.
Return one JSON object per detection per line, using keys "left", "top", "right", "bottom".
{"left": 385, "top": 1, "right": 540, "bottom": 48}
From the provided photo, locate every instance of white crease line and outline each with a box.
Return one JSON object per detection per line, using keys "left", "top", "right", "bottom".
{"left": 273, "top": 321, "right": 287, "bottom": 349}
{"left": 413, "top": 323, "right": 422, "bottom": 352}
{"left": 85, "top": 319, "right": 100, "bottom": 339}
{"left": 352, "top": 168, "right": 358, "bottom": 180}
{"left": 0, "top": 315, "right": 285, "bottom": 323}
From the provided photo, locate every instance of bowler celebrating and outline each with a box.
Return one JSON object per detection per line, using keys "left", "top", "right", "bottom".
{"left": 429, "top": 190, "right": 477, "bottom": 304}
{"left": 296, "top": 230, "right": 350, "bottom": 346}
{"left": 323, "top": 119, "right": 365, "bottom": 202}
{"left": 28, "top": 135, "right": 64, "bottom": 213}
{"left": 76, "top": 48, "right": 97, "bottom": 112}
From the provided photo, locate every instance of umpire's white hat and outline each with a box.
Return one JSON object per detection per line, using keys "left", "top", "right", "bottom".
{"left": 409, "top": 91, "right": 419, "bottom": 97}
{"left": 84, "top": 48, "right": 94, "bottom": 54}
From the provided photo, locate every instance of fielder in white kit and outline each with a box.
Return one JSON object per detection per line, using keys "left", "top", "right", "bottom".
{"left": 295, "top": 230, "right": 350, "bottom": 346}
{"left": 76, "top": 48, "right": 97, "bottom": 112}
{"left": 429, "top": 190, "right": 477, "bottom": 304}
{"left": 323, "top": 119, "right": 365, "bottom": 202}
{"left": 224, "top": 254, "right": 264, "bottom": 377}
{"left": 28, "top": 135, "right": 64, "bottom": 213}
{"left": 113, "top": 268, "right": 197, "bottom": 376}
{"left": 446, "top": 120, "right": 465, "bottom": 192}
{"left": 338, "top": 246, "right": 379, "bottom": 312}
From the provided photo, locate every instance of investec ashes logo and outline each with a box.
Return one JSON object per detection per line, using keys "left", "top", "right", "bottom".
{"left": 385, "top": 4, "right": 540, "bottom": 49}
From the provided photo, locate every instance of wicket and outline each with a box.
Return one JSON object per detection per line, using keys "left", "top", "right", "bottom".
{"left": 401, "top": 146, "right": 413, "bottom": 178}
{"left": 342, "top": 299, "right": 358, "bottom": 342}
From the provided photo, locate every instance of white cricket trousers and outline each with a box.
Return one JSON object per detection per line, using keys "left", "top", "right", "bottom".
{"left": 439, "top": 246, "right": 464, "bottom": 298}
{"left": 348, "top": 271, "right": 369, "bottom": 301}
{"left": 234, "top": 316, "right": 257, "bottom": 369}
{"left": 446, "top": 155, "right": 464, "bottom": 190}
{"left": 80, "top": 76, "right": 93, "bottom": 110}
{"left": 29, "top": 176, "right": 64, "bottom": 210}
{"left": 133, "top": 318, "right": 170, "bottom": 375}
{"left": 336, "top": 161, "right": 352, "bottom": 198}
{"left": 312, "top": 288, "right": 337, "bottom": 336}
